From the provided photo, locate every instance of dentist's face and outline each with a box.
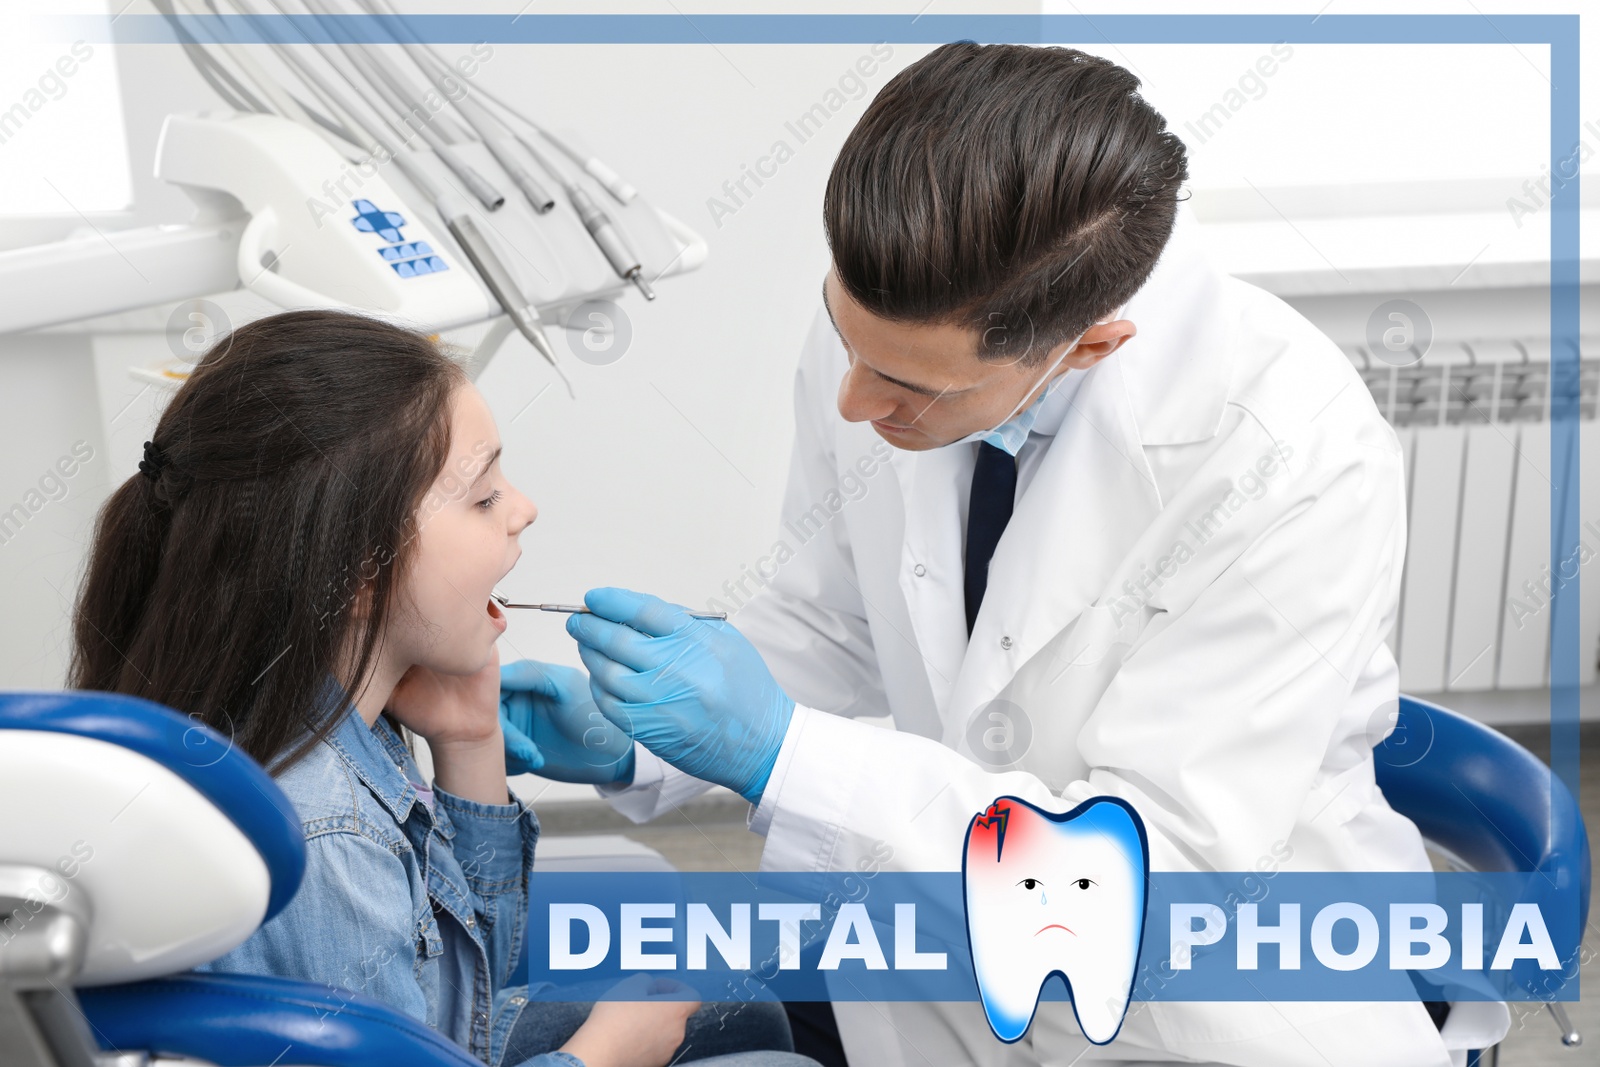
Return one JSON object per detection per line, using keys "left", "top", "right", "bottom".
{"left": 823, "top": 270, "right": 1136, "bottom": 451}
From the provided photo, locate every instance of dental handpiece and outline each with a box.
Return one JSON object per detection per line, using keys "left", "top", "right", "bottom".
{"left": 441, "top": 200, "right": 573, "bottom": 397}
{"left": 568, "top": 185, "right": 655, "bottom": 301}
{"left": 492, "top": 591, "right": 726, "bottom": 621}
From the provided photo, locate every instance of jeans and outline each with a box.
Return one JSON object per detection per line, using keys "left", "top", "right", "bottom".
{"left": 502, "top": 983, "right": 818, "bottom": 1067}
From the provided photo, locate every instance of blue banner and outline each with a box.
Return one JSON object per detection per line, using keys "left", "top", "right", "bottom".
{"left": 522, "top": 871, "right": 1581, "bottom": 1005}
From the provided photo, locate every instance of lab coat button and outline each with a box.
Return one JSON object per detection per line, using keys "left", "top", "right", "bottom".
{"left": 913, "top": 564, "right": 927, "bottom": 577}
{"left": 1000, "top": 635, "right": 1013, "bottom": 650}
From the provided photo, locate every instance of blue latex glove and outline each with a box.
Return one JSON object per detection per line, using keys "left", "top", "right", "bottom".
{"left": 565, "top": 587, "right": 794, "bottom": 805}
{"left": 499, "top": 659, "right": 636, "bottom": 785}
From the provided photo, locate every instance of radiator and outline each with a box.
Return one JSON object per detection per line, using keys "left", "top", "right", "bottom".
{"left": 1348, "top": 339, "right": 1600, "bottom": 695}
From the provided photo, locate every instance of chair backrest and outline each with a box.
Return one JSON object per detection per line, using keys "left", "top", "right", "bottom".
{"left": 1375, "top": 695, "right": 1591, "bottom": 994}
{"left": 0, "top": 690, "right": 306, "bottom": 984}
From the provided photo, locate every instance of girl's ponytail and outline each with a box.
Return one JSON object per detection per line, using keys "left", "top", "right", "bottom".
{"left": 69, "top": 455, "right": 175, "bottom": 695}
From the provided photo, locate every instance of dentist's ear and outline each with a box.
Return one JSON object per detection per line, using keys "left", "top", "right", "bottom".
{"left": 1061, "top": 318, "right": 1136, "bottom": 370}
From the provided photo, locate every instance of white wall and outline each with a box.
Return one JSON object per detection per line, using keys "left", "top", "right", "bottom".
{"left": 0, "top": 3, "right": 1587, "bottom": 792}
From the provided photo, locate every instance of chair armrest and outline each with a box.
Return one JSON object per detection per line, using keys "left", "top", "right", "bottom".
{"left": 79, "top": 972, "right": 482, "bottom": 1067}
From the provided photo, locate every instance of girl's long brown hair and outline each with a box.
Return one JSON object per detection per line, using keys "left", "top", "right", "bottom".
{"left": 70, "top": 309, "right": 464, "bottom": 774}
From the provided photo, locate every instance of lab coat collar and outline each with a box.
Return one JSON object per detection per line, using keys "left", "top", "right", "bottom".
{"left": 951, "top": 351, "right": 1163, "bottom": 719}
{"left": 1115, "top": 206, "right": 1236, "bottom": 447}
{"left": 887, "top": 347, "right": 1163, "bottom": 719}
{"left": 887, "top": 206, "right": 1232, "bottom": 719}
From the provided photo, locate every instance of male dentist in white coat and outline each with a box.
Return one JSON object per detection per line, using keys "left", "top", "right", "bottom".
{"left": 502, "top": 41, "right": 1510, "bottom": 1067}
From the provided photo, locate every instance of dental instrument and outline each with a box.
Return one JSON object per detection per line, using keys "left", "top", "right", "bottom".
{"left": 492, "top": 590, "right": 728, "bottom": 621}
{"left": 396, "top": 31, "right": 638, "bottom": 206}
{"left": 232, "top": 0, "right": 573, "bottom": 394}
{"left": 353, "top": 0, "right": 654, "bottom": 298}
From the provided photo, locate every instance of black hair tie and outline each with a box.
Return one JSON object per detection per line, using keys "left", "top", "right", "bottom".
{"left": 138, "top": 440, "right": 168, "bottom": 482}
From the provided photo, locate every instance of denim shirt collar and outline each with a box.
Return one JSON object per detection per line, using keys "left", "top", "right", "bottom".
{"left": 317, "top": 684, "right": 455, "bottom": 840}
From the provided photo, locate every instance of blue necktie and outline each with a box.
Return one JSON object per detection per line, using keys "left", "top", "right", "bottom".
{"left": 965, "top": 441, "right": 1018, "bottom": 635}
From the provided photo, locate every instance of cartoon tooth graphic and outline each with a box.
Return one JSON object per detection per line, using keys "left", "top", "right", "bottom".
{"left": 961, "top": 795, "right": 1149, "bottom": 1045}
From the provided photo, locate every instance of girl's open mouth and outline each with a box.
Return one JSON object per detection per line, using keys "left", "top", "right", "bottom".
{"left": 486, "top": 596, "right": 507, "bottom": 633}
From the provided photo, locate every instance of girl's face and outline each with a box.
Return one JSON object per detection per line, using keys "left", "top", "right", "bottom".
{"left": 398, "top": 382, "right": 537, "bottom": 675}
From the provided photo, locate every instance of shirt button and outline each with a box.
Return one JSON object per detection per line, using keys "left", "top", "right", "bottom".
{"left": 1000, "top": 635, "right": 1013, "bottom": 650}
{"left": 510, "top": 995, "right": 526, "bottom": 1005}
{"left": 913, "top": 563, "right": 927, "bottom": 577}
{"left": 465, "top": 916, "right": 476, "bottom": 928}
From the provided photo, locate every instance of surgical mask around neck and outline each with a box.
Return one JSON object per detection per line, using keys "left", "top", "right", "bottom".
{"left": 949, "top": 326, "right": 1087, "bottom": 456}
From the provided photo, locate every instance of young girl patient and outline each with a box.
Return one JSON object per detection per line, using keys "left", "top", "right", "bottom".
{"left": 70, "top": 310, "right": 811, "bottom": 1067}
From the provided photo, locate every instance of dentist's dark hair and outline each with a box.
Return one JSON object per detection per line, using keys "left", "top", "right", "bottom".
{"left": 824, "top": 42, "right": 1188, "bottom": 365}
{"left": 70, "top": 309, "right": 465, "bottom": 774}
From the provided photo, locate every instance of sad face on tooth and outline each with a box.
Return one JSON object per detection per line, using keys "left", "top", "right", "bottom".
{"left": 1015, "top": 873, "right": 1099, "bottom": 934}
{"left": 962, "top": 796, "right": 1149, "bottom": 1045}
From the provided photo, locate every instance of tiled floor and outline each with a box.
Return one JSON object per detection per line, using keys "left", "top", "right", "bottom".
{"left": 533, "top": 722, "right": 1599, "bottom": 1065}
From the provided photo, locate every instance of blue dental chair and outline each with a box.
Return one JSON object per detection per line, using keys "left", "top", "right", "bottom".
{"left": 1374, "top": 695, "right": 1592, "bottom": 1060}
{"left": 0, "top": 690, "right": 485, "bottom": 1067}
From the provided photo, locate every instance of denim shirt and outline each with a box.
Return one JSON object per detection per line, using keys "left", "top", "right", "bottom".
{"left": 195, "top": 703, "right": 575, "bottom": 1067}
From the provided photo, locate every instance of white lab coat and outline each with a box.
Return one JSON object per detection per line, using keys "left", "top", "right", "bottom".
{"left": 602, "top": 212, "right": 1510, "bottom": 1066}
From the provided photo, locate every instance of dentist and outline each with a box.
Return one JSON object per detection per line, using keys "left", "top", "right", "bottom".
{"left": 504, "top": 42, "right": 1504, "bottom": 1067}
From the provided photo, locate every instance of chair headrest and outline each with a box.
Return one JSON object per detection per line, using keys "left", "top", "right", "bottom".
{"left": 1, "top": 690, "right": 306, "bottom": 983}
